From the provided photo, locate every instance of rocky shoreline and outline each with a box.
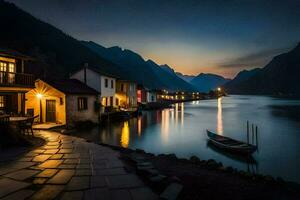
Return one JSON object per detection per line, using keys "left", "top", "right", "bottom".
{"left": 96, "top": 142, "right": 300, "bottom": 200}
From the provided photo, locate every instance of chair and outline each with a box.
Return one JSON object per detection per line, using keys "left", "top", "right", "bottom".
{"left": 19, "top": 115, "right": 39, "bottom": 136}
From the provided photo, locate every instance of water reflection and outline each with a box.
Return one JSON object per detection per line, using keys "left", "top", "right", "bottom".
{"left": 137, "top": 117, "right": 142, "bottom": 136}
{"left": 161, "top": 109, "right": 170, "bottom": 143}
{"left": 217, "top": 97, "right": 223, "bottom": 135}
{"left": 121, "top": 121, "right": 129, "bottom": 148}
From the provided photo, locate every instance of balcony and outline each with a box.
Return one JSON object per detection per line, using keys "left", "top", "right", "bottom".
{"left": 0, "top": 71, "right": 34, "bottom": 88}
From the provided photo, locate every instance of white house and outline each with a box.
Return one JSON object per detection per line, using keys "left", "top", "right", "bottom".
{"left": 70, "top": 65, "right": 118, "bottom": 111}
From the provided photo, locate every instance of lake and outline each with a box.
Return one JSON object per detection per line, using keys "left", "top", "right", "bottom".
{"left": 72, "top": 95, "right": 300, "bottom": 183}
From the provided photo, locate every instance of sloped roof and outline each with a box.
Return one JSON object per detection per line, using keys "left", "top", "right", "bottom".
{"left": 41, "top": 79, "right": 99, "bottom": 95}
{"left": 0, "top": 48, "right": 33, "bottom": 60}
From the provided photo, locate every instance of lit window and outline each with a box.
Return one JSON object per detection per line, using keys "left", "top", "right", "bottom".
{"left": 0, "top": 96, "right": 4, "bottom": 108}
{"left": 0, "top": 62, "right": 7, "bottom": 71}
{"left": 78, "top": 97, "right": 88, "bottom": 110}
{"left": 8, "top": 63, "right": 15, "bottom": 72}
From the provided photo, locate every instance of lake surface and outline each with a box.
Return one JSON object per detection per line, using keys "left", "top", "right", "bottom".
{"left": 72, "top": 95, "right": 300, "bottom": 183}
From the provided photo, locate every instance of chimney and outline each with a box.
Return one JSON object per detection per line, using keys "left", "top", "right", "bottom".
{"left": 84, "top": 63, "right": 88, "bottom": 84}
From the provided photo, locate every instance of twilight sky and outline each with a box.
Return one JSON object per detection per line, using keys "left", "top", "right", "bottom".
{"left": 9, "top": 0, "right": 300, "bottom": 78}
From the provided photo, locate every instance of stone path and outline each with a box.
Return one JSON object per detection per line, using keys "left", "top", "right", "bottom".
{"left": 0, "top": 131, "right": 158, "bottom": 200}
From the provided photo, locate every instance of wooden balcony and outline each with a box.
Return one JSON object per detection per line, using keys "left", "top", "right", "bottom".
{"left": 0, "top": 72, "right": 34, "bottom": 88}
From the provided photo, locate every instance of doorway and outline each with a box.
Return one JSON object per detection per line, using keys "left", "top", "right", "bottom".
{"left": 46, "top": 100, "right": 56, "bottom": 122}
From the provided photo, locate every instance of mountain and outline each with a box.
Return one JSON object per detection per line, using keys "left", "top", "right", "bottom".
{"left": 225, "top": 43, "right": 300, "bottom": 96}
{"left": 82, "top": 41, "right": 196, "bottom": 91}
{"left": 224, "top": 68, "right": 261, "bottom": 90}
{"left": 190, "top": 73, "right": 231, "bottom": 92}
{"left": 175, "top": 72, "right": 196, "bottom": 82}
{"left": 0, "top": 0, "right": 121, "bottom": 78}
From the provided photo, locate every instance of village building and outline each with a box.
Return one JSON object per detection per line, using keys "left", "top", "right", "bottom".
{"left": 70, "top": 65, "right": 117, "bottom": 112}
{"left": 0, "top": 48, "right": 35, "bottom": 115}
{"left": 115, "top": 80, "right": 137, "bottom": 111}
{"left": 25, "top": 79, "right": 99, "bottom": 127}
{"left": 137, "top": 85, "right": 157, "bottom": 104}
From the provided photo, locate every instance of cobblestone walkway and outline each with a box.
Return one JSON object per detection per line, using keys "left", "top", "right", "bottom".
{"left": 0, "top": 131, "right": 158, "bottom": 200}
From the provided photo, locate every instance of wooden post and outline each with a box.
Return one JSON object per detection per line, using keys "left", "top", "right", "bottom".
{"left": 256, "top": 126, "right": 258, "bottom": 148}
{"left": 252, "top": 124, "right": 254, "bottom": 145}
{"left": 247, "top": 121, "right": 249, "bottom": 144}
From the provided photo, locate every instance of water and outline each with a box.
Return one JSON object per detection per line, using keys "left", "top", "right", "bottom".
{"left": 72, "top": 95, "right": 300, "bottom": 183}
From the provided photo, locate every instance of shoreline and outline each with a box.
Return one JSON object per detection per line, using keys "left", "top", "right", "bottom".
{"left": 94, "top": 141, "right": 300, "bottom": 199}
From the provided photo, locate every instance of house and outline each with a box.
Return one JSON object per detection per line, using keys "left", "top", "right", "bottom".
{"left": 25, "top": 79, "right": 99, "bottom": 127}
{"left": 115, "top": 80, "right": 137, "bottom": 111}
{"left": 0, "top": 48, "right": 35, "bottom": 115}
{"left": 70, "top": 64, "right": 118, "bottom": 112}
{"left": 137, "top": 85, "right": 157, "bottom": 104}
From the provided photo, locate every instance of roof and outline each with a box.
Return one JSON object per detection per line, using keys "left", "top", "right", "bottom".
{"left": 70, "top": 66, "right": 119, "bottom": 79}
{"left": 0, "top": 48, "right": 33, "bottom": 60}
{"left": 40, "top": 79, "right": 99, "bottom": 95}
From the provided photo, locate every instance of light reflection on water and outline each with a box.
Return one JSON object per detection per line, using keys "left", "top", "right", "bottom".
{"left": 72, "top": 95, "right": 300, "bottom": 183}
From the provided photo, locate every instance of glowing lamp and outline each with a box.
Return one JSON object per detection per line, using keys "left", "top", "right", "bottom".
{"left": 36, "top": 93, "right": 43, "bottom": 99}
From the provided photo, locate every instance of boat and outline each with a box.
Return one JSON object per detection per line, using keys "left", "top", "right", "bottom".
{"left": 207, "top": 130, "right": 257, "bottom": 155}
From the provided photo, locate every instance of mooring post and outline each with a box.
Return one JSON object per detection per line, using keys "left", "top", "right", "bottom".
{"left": 256, "top": 126, "right": 258, "bottom": 150}
{"left": 252, "top": 124, "right": 255, "bottom": 145}
{"left": 247, "top": 121, "right": 249, "bottom": 144}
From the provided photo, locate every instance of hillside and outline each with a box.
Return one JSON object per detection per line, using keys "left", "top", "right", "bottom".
{"left": 0, "top": 1, "right": 122, "bottom": 78}
{"left": 224, "top": 68, "right": 261, "bottom": 90}
{"left": 225, "top": 43, "right": 300, "bottom": 95}
{"left": 190, "top": 73, "right": 230, "bottom": 92}
{"left": 175, "top": 72, "right": 196, "bottom": 82}
{"left": 82, "top": 41, "right": 196, "bottom": 91}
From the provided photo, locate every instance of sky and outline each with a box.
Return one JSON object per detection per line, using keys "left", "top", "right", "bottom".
{"left": 8, "top": 0, "right": 300, "bottom": 78}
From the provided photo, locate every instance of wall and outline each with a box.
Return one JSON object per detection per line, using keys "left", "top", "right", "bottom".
{"left": 71, "top": 68, "right": 102, "bottom": 93}
{"left": 100, "top": 75, "right": 116, "bottom": 107}
{"left": 147, "top": 91, "right": 157, "bottom": 102}
{"left": 66, "top": 94, "right": 98, "bottom": 127}
{"left": 25, "top": 80, "right": 66, "bottom": 124}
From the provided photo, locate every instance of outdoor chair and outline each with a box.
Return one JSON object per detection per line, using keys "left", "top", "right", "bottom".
{"left": 19, "top": 115, "right": 39, "bottom": 136}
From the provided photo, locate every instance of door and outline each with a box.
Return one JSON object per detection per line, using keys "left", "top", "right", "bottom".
{"left": 46, "top": 100, "right": 56, "bottom": 122}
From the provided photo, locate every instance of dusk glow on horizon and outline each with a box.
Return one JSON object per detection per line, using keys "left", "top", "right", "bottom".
{"left": 9, "top": 0, "right": 300, "bottom": 78}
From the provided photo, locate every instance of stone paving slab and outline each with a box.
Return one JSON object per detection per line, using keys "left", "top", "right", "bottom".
{"left": 30, "top": 185, "right": 65, "bottom": 200}
{"left": 1, "top": 189, "right": 35, "bottom": 200}
{"left": 106, "top": 174, "right": 144, "bottom": 189}
{"left": 0, "top": 178, "right": 31, "bottom": 198}
{"left": 47, "top": 170, "right": 75, "bottom": 184}
{"left": 60, "top": 191, "right": 84, "bottom": 200}
{"left": 4, "top": 169, "right": 39, "bottom": 181}
{"left": 0, "top": 130, "right": 158, "bottom": 200}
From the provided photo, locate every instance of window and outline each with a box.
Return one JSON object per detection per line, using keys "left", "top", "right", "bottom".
{"left": 59, "top": 97, "right": 64, "bottom": 105}
{"left": 111, "top": 80, "right": 114, "bottom": 88}
{"left": 8, "top": 63, "right": 15, "bottom": 72}
{"left": 105, "top": 79, "right": 108, "bottom": 88}
{"left": 0, "top": 96, "right": 4, "bottom": 108}
{"left": 78, "top": 97, "right": 88, "bottom": 110}
{"left": 0, "top": 62, "right": 7, "bottom": 72}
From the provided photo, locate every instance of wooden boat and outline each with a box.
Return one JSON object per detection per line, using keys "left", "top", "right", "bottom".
{"left": 207, "top": 130, "right": 257, "bottom": 155}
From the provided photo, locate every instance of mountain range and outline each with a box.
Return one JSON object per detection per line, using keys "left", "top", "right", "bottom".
{"left": 0, "top": 1, "right": 195, "bottom": 92}
{"left": 190, "top": 73, "right": 231, "bottom": 93}
{"left": 81, "top": 41, "right": 196, "bottom": 91}
{"left": 224, "top": 43, "right": 300, "bottom": 96}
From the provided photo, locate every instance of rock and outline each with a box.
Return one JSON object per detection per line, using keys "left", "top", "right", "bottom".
{"left": 135, "top": 149, "right": 145, "bottom": 154}
{"left": 264, "top": 175, "right": 274, "bottom": 182}
{"left": 276, "top": 177, "right": 285, "bottom": 184}
{"left": 169, "top": 176, "right": 181, "bottom": 183}
{"left": 137, "top": 162, "right": 153, "bottom": 168}
{"left": 149, "top": 174, "right": 167, "bottom": 183}
{"left": 166, "top": 154, "right": 177, "bottom": 160}
{"left": 206, "top": 159, "right": 218, "bottom": 169}
{"left": 225, "top": 166, "right": 234, "bottom": 173}
{"left": 160, "top": 183, "right": 183, "bottom": 200}
{"left": 189, "top": 156, "right": 200, "bottom": 163}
